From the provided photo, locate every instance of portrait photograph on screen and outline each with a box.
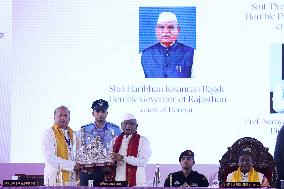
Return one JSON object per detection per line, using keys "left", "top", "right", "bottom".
{"left": 270, "top": 44, "right": 284, "bottom": 113}
{"left": 139, "top": 7, "right": 196, "bottom": 78}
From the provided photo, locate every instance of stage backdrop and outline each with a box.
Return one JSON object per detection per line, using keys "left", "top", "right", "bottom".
{"left": 0, "top": 0, "right": 283, "bottom": 176}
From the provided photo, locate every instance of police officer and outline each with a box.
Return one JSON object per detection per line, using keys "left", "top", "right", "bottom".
{"left": 164, "top": 150, "right": 209, "bottom": 187}
{"left": 77, "top": 99, "right": 121, "bottom": 186}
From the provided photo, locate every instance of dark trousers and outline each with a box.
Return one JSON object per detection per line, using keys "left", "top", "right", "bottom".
{"left": 79, "top": 169, "right": 104, "bottom": 186}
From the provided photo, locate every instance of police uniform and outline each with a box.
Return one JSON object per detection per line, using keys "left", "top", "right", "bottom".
{"left": 164, "top": 150, "right": 209, "bottom": 187}
{"left": 77, "top": 99, "right": 122, "bottom": 186}
{"left": 164, "top": 170, "right": 209, "bottom": 187}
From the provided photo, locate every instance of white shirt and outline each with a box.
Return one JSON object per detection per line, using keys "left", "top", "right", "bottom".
{"left": 227, "top": 171, "right": 264, "bottom": 182}
{"left": 112, "top": 134, "right": 151, "bottom": 186}
{"left": 273, "top": 80, "right": 284, "bottom": 113}
{"left": 41, "top": 128, "right": 76, "bottom": 186}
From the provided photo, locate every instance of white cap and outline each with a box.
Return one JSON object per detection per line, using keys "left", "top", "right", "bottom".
{"left": 157, "top": 12, "right": 178, "bottom": 24}
{"left": 123, "top": 113, "right": 136, "bottom": 121}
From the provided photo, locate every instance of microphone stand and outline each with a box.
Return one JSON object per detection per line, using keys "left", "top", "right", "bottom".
{"left": 153, "top": 164, "right": 160, "bottom": 187}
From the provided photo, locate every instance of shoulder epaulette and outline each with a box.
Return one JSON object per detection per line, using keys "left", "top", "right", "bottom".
{"left": 107, "top": 122, "right": 119, "bottom": 128}
{"left": 81, "top": 123, "right": 93, "bottom": 129}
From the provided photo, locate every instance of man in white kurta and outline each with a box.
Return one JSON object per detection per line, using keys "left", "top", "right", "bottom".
{"left": 41, "top": 106, "right": 80, "bottom": 186}
{"left": 111, "top": 113, "right": 151, "bottom": 187}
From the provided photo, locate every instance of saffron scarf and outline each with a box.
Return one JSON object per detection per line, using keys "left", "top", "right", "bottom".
{"left": 52, "top": 124, "right": 73, "bottom": 183}
{"left": 113, "top": 132, "right": 140, "bottom": 187}
{"left": 230, "top": 167, "right": 260, "bottom": 182}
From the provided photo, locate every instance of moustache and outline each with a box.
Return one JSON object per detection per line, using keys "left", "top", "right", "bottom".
{"left": 161, "top": 34, "right": 172, "bottom": 37}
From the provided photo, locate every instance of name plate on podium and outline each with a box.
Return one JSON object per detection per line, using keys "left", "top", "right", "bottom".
{"left": 99, "top": 181, "right": 128, "bottom": 187}
{"left": 3, "top": 180, "right": 38, "bottom": 187}
{"left": 225, "top": 182, "right": 261, "bottom": 188}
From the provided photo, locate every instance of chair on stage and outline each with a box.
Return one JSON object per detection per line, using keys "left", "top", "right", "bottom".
{"left": 218, "top": 137, "right": 278, "bottom": 187}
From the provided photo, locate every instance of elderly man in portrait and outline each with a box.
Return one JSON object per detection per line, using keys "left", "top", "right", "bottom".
{"left": 141, "top": 11, "right": 194, "bottom": 78}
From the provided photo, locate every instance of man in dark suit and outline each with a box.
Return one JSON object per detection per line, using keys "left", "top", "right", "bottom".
{"left": 141, "top": 12, "right": 194, "bottom": 78}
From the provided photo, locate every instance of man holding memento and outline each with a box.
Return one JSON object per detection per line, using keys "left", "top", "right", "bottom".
{"left": 41, "top": 106, "right": 81, "bottom": 186}
{"left": 111, "top": 113, "right": 151, "bottom": 186}
{"left": 77, "top": 99, "right": 121, "bottom": 186}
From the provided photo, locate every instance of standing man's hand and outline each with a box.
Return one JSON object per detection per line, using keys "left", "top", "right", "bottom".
{"left": 74, "top": 162, "right": 82, "bottom": 171}
{"left": 111, "top": 152, "right": 124, "bottom": 161}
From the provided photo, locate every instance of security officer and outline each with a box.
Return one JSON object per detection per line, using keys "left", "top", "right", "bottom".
{"left": 164, "top": 150, "right": 209, "bottom": 187}
{"left": 77, "top": 99, "right": 121, "bottom": 186}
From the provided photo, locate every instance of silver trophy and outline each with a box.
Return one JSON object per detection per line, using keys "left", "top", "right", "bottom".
{"left": 77, "top": 136, "right": 113, "bottom": 167}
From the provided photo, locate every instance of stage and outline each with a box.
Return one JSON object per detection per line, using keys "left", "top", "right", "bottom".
{"left": 0, "top": 163, "right": 219, "bottom": 186}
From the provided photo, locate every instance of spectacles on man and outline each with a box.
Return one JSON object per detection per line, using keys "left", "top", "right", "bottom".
{"left": 122, "top": 121, "right": 137, "bottom": 127}
{"left": 157, "top": 24, "right": 178, "bottom": 31}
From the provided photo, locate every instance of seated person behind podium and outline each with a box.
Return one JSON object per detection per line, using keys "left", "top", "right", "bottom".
{"left": 164, "top": 150, "right": 209, "bottom": 187}
{"left": 111, "top": 113, "right": 151, "bottom": 187}
{"left": 226, "top": 147, "right": 270, "bottom": 187}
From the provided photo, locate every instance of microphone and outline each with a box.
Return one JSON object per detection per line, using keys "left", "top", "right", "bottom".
{"left": 56, "top": 165, "right": 63, "bottom": 186}
{"left": 154, "top": 163, "right": 160, "bottom": 187}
